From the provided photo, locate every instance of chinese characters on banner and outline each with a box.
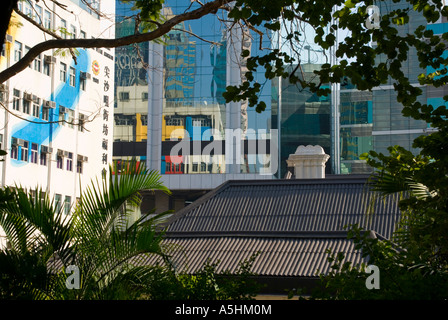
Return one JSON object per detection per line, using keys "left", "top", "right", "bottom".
{"left": 102, "top": 65, "right": 111, "bottom": 177}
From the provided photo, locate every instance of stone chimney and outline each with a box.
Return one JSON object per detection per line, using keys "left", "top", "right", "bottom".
{"left": 286, "top": 145, "right": 330, "bottom": 179}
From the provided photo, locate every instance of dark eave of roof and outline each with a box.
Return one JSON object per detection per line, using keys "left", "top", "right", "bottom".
{"left": 164, "top": 230, "right": 386, "bottom": 240}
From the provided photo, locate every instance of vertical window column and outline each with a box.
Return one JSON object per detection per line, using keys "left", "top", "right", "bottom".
{"left": 66, "top": 152, "right": 73, "bottom": 171}
{"left": 31, "top": 143, "right": 38, "bottom": 164}
{"left": 20, "top": 140, "right": 29, "bottom": 162}
{"left": 64, "top": 196, "right": 71, "bottom": 215}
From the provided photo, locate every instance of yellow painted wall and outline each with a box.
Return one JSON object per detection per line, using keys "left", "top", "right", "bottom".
{"left": 135, "top": 113, "right": 147, "bottom": 142}
{"left": 0, "top": 13, "right": 21, "bottom": 69}
{"left": 162, "top": 117, "right": 184, "bottom": 141}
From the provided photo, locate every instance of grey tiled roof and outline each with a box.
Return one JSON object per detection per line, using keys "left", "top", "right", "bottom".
{"left": 136, "top": 232, "right": 366, "bottom": 277}
{"left": 148, "top": 176, "right": 401, "bottom": 279}
{"left": 164, "top": 176, "right": 401, "bottom": 239}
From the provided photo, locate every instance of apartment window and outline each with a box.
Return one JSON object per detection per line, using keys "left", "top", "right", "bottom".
{"left": 200, "top": 162, "right": 206, "bottom": 172}
{"left": 20, "top": 141, "right": 29, "bottom": 162}
{"left": 56, "top": 155, "right": 63, "bottom": 169}
{"left": 44, "top": 10, "right": 52, "bottom": 29}
{"left": 141, "top": 115, "right": 148, "bottom": 126}
{"left": 55, "top": 194, "right": 62, "bottom": 212}
{"left": 76, "top": 160, "right": 83, "bottom": 174}
{"left": 14, "top": 41, "right": 22, "bottom": 62}
{"left": 67, "top": 109, "right": 75, "bottom": 128}
{"left": 43, "top": 60, "right": 50, "bottom": 76}
{"left": 60, "top": 62, "right": 67, "bottom": 82}
{"left": 78, "top": 114, "right": 85, "bottom": 132}
{"left": 31, "top": 143, "right": 38, "bottom": 164}
{"left": 142, "top": 92, "right": 148, "bottom": 101}
{"left": 69, "top": 67, "right": 76, "bottom": 86}
{"left": 24, "top": 1, "right": 33, "bottom": 18}
{"left": 22, "top": 98, "right": 30, "bottom": 114}
{"left": 80, "top": 30, "right": 86, "bottom": 39}
{"left": 60, "top": 19, "right": 67, "bottom": 39}
{"left": 192, "top": 118, "right": 211, "bottom": 127}
{"left": 42, "top": 107, "right": 49, "bottom": 121}
{"left": 10, "top": 139, "right": 18, "bottom": 160}
{"left": 11, "top": 145, "right": 18, "bottom": 159}
{"left": 166, "top": 117, "right": 183, "bottom": 126}
{"left": 64, "top": 196, "right": 71, "bottom": 215}
{"left": 40, "top": 149, "right": 47, "bottom": 166}
{"left": 12, "top": 89, "right": 20, "bottom": 111}
{"left": 80, "top": 77, "right": 86, "bottom": 91}
{"left": 59, "top": 107, "right": 66, "bottom": 124}
{"left": 34, "top": 4, "right": 43, "bottom": 24}
{"left": 25, "top": 46, "right": 31, "bottom": 68}
{"left": 192, "top": 163, "right": 198, "bottom": 172}
{"left": 70, "top": 25, "right": 77, "bottom": 39}
{"left": 119, "top": 92, "right": 130, "bottom": 101}
{"left": 32, "top": 103, "right": 40, "bottom": 118}
{"left": 66, "top": 152, "right": 73, "bottom": 171}
{"left": 34, "top": 54, "right": 42, "bottom": 72}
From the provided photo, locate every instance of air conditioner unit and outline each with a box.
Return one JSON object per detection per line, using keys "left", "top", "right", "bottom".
{"left": 11, "top": 137, "right": 18, "bottom": 146}
{"left": 17, "top": 138, "right": 25, "bottom": 147}
{"left": 5, "top": 34, "right": 13, "bottom": 43}
{"left": 41, "top": 146, "right": 53, "bottom": 154}
{"left": 59, "top": 106, "right": 67, "bottom": 114}
{"left": 0, "top": 92, "right": 6, "bottom": 103}
{"left": 0, "top": 84, "right": 8, "bottom": 92}
{"left": 77, "top": 155, "right": 88, "bottom": 162}
{"left": 44, "top": 100, "right": 56, "bottom": 108}
{"left": 80, "top": 71, "right": 91, "bottom": 80}
{"left": 57, "top": 149, "right": 64, "bottom": 157}
{"left": 23, "top": 93, "right": 33, "bottom": 101}
{"left": 63, "top": 151, "right": 70, "bottom": 157}
{"left": 32, "top": 95, "right": 40, "bottom": 104}
{"left": 44, "top": 55, "right": 56, "bottom": 64}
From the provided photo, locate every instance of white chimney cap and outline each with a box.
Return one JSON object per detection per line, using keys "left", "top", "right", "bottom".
{"left": 286, "top": 145, "right": 330, "bottom": 179}
{"left": 294, "top": 145, "right": 326, "bottom": 155}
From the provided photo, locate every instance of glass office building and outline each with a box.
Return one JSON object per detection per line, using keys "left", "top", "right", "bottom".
{"left": 272, "top": 63, "right": 332, "bottom": 178}
{"left": 113, "top": 0, "right": 275, "bottom": 198}
{"left": 339, "top": 0, "right": 443, "bottom": 174}
{"left": 370, "top": 1, "right": 429, "bottom": 157}
{"left": 339, "top": 79, "right": 373, "bottom": 174}
{"left": 113, "top": 1, "right": 149, "bottom": 167}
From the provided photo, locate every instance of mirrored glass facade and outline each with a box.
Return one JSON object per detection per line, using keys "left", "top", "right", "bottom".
{"left": 272, "top": 64, "right": 332, "bottom": 178}
{"left": 339, "top": 0, "right": 439, "bottom": 174}
{"left": 113, "top": 1, "right": 149, "bottom": 170}
{"left": 113, "top": 1, "right": 275, "bottom": 191}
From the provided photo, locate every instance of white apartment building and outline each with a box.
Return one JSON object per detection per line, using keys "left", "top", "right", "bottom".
{"left": 0, "top": 0, "right": 115, "bottom": 230}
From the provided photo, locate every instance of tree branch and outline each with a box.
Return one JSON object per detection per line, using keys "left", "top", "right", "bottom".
{"left": 0, "top": 0, "right": 232, "bottom": 84}
{"left": 14, "top": 8, "right": 78, "bottom": 64}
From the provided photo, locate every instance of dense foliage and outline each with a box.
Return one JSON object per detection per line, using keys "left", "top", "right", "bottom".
{"left": 0, "top": 162, "right": 261, "bottom": 299}
{"left": 3, "top": 0, "right": 448, "bottom": 299}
